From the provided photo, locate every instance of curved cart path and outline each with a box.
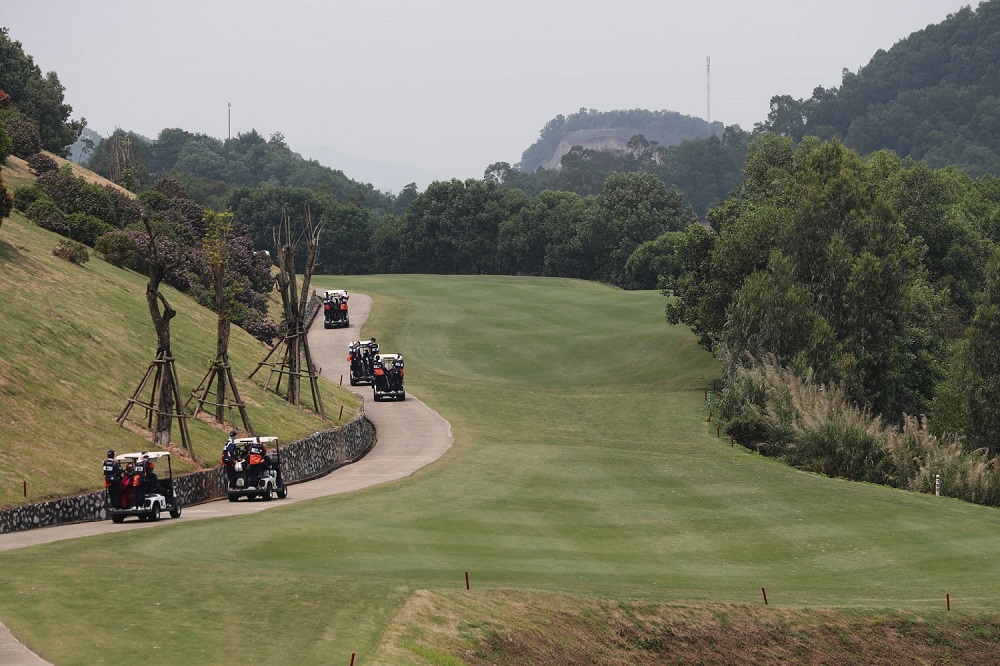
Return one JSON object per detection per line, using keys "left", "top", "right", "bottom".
{"left": 0, "top": 293, "right": 452, "bottom": 665}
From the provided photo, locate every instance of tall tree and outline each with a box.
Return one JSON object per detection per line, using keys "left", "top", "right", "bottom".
{"left": 600, "top": 171, "right": 696, "bottom": 286}
{"left": 117, "top": 215, "right": 193, "bottom": 457}
{"left": 967, "top": 253, "right": 1000, "bottom": 452}
{"left": 251, "top": 208, "right": 324, "bottom": 415}
{"left": 188, "top": 211, "right": 254, "bottom": 432}
{"left": 0, "top": 27, "right": 85, "bottom": 154}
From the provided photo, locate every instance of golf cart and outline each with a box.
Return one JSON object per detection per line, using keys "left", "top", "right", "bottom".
{"left": 323, "top": 289, "right": 350, "bottom": 329}
{"left": 109, "top": 451, "right": 182, "bottom": 523}
{"left": 348, "top": 339, "right": 379, "bottom": 386}
{"left": 226, "top": 436, "right": 288, "bottom": 502}
{"left": 372, "top": 353, "right": 405, "bottom": 401}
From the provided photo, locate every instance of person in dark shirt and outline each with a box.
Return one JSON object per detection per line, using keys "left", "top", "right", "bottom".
{"left": 102, "top": 449, "right": 122, "bottom": 510}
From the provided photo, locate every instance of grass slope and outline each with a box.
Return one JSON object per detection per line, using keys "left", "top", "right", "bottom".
{"left": 3, "top": 275, "right": 1000, "bottom": 665}
{"left": 0, "top": 209, "right": 359, "bottom": 508}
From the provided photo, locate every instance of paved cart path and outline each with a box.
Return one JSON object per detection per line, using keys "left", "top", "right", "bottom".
{"left": 0, "top": 292, "right": 452, "bottom": 665}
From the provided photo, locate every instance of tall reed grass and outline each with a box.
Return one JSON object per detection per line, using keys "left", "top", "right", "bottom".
{"left": 720, "top": 352, "right": 1000, "bottom": 506}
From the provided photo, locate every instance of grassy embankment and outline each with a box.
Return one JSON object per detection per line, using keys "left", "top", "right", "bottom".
{"left": 0, "top": 165, "right": 360, "bottom": 508}
{"left": 2, "top": 273, "right": 1000, "bottom": 664}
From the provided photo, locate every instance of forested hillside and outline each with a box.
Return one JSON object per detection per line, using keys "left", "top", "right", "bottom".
{"left": 82, "top": 127, "right": 401, "bottom": 214}
{"left": 758, "top": 1, "right": 1000, "bottom": 176}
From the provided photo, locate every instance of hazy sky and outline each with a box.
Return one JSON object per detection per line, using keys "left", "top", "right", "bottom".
{"left": 3, "top": 1, "right": 975, "bottom": 191}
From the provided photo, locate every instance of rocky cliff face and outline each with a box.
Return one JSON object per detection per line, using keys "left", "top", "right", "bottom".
{"left": 540, "top": 134, "right": 632, "bottom": 170}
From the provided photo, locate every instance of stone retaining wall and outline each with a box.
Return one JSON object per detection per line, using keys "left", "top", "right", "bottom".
{"left": 0, "top": 414, "right": 373, "bottom": 535}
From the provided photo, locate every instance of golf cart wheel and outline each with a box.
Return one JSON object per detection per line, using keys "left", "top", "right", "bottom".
{"left": 373, "top": 394, "right": 382, "bottom": 402}
{"left": 169, "top": 503, "right": 182, "bottom": 519}
{"left": 350, "top": 378, "right": 358, "bottom": 386}
{"left": 399, "top": 392, "right": 406, "bottom": 401}
{"left": 262, "top": 486, "right": 273, "bottom": 501}
{"left": 228, "top": 494, "right": 239, "bottom": 502}
{"left": 276, "top": 486, "right": 288, "bottom": 499}
{"left": 137, "top": 514, "right": 148, "bottom": 522}
{"left": 149, "top": 504, "right": 161, "bottom": 522}
{"left": 111, "top": 514, "right": 125, "bottom": 524}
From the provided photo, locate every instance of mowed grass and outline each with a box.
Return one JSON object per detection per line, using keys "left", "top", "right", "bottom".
{"left": 0, "top": 211, "right": 359, "bottom": 507}
{"left": 3, "top": 274, "right": 1000, "bottom": 665}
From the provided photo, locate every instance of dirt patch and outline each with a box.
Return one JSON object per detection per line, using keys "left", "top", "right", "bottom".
{"left": 377, "top": 590, "right": 1000, "bottom": 665}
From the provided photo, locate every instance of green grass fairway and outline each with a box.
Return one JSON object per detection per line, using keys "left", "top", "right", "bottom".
{"left": 3, "top": 275, "right": 1000, "bottom": 665}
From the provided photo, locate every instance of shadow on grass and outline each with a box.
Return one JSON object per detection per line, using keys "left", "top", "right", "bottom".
{"left": 0, "top": 237, "right": 23, "bottom": 262}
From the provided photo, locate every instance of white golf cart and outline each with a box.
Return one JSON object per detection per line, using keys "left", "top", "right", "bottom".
{"left": 226, "top": 436, "right": 288, "bottom": 502}
{"left": 109, "top": 451, "right": 182, "bottom": 523}
{"left": 348, "top": 339, "right": 378, "bottom": 386}
{"left": 372, "top": 353, "right": 405, "bottom": 401}
{"left": 323, "top": 289, "right": 350, "bottom": 329}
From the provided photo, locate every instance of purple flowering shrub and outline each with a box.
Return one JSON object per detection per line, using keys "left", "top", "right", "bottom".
{"left": 26, "top": 152, "right": 59, "bottom": 176}
{"left": 104, "top": 186, "right": 142, "bottom": 228}
{"left": 0, "top": 110, "right": 41, "bottom": 158}
{"left": 35, "top": 165, "right": 83, "bottom": 212}
{"left": 25, "top": 198, "right": 70, "bottom": 235}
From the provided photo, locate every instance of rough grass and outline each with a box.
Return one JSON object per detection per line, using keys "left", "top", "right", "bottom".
{"left": 377, "top": 590, "right": 1000, "bottom": 665}
{"left": 0, "top": 203, "right": 359, "bottom": 508}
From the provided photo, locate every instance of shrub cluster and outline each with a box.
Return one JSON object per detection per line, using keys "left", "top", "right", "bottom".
{"left": 0, "top": 110, "right": 41, "bottom": 158}
{"left": 25, "top": 197, "right": 69, "bottom": 236}
{"left": 12, "top": 185, "right": 46, "bottom": 212}
{"left": 26, "top": 152, "right": 58, "bottom": 175}
{"left": 52, "top": 238, "right": 90, "bottom": 265}
{"left": 20, "top": 165, "right": 133, "bottom": 247}
{"left": 0, "top": 172, "right": 12, "bottom": 227}
{"left": 723, "top": 354, "right": 1000, "bottom": 507}
{"left": 0, "top": 119, "right": 12, "bottom": 163}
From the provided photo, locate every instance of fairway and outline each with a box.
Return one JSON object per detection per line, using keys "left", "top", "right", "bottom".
{"left": 3, "top": 275, "right": 1000, "bottom": 665}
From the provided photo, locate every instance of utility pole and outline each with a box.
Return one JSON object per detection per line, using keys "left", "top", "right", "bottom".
{"left": 706, "top": 56, "right": 711, "bottom": 124}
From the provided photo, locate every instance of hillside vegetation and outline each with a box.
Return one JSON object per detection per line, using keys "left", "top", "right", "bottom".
{"left": 760, "top": 1, "right": 1000, "bottom": 176}
{"left": 0, "top": 174, "right": 360, "bottom": 508}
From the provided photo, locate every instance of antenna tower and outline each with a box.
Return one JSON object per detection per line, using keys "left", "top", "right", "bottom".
{"left": 706, "top": 56, "right": 711, "bottom": 124}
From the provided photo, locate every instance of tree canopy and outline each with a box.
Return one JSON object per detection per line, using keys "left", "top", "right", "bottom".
{"left": 0, "top": 27, "right": 85, "bottom": 155}
{"left": 756, "top": 2, "right": 1000, "bottom": 177}
{"left": 666, "top": 135, "right": 1000, "bottom": 451}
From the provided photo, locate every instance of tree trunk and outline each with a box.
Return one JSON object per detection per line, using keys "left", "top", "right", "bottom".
{"left": 143, "top": 216, "right": 177, "bottom": 448}
{"left": 214, "top": 272, "right": 231, "bottom": 421}
{"left": 146, "top": 284, "right": 176, "bottom": 448}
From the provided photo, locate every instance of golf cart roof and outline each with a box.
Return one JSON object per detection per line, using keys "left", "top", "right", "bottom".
{"left": 378, "top": 353, "right": 402, "bottom": 361}
{"left": 115, "top": 451, "right": 171, "bottom": 462}
{"left": 233, "top": 436, "right": 279, "bottom": 445}
{"left": 324, "top": 289, "right": 348, "bottom": 299}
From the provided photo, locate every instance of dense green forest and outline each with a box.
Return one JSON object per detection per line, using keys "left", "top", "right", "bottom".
{"left": 5, "top": 3, "right": 1000, "bottom": 504}
{"left": 665, "top": 135, "right": 1000, "bottom": 504}
{"left": 81, "top": 126, "right": 405, "bottom": 215}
